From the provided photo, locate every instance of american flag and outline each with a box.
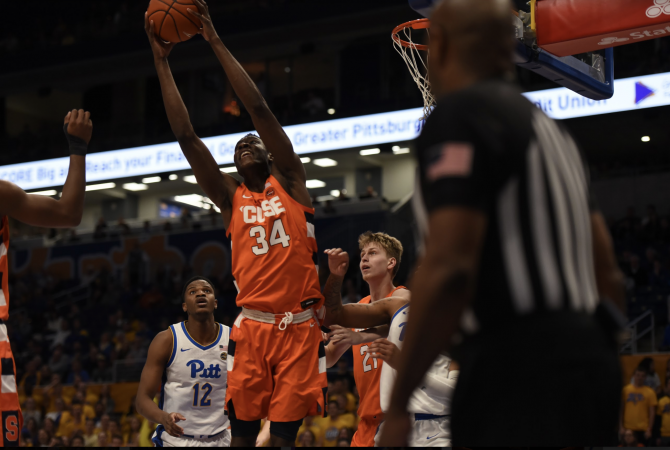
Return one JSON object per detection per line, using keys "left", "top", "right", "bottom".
{"left": 427, "top": 142, "right": 474, "bottom": 181}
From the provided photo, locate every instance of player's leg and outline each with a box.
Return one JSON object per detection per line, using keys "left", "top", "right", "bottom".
{"left": 266, "top": 320, "right": 327, "bottom": 443}
{"left": 268, "top": 420, "right": 304, "bottom": 447}
{"left": 353, "top": 418, "right": 382, "bottom": 447}
{"left": 226, "top": 319, "right": 273, "bottom": 447}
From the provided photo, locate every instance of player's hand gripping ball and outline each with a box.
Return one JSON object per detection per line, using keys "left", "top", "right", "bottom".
{"left": 146, "top": 0, "right": 202, "bottom": 43}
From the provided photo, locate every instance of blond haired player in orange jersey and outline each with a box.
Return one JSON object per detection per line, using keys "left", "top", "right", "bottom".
{"left": 146, "top": 1, "right": 326, "bottom": 446}
{"left": 0, "top": 110, "right": 92, "bottom": 447}
{"left": 323, "top": 232, "right": 410, "bottom": 447}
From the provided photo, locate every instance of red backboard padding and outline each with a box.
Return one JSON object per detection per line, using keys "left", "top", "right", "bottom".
{"left": 536, "top": 0, "right": 670, "bottom": 56}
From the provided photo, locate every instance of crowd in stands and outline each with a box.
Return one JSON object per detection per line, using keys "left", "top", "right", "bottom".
{"left": 620, "top": 358, "right": 670, "bottom": 447}
{"left": 610, "top": 205, "right": 670, "bottom": 329}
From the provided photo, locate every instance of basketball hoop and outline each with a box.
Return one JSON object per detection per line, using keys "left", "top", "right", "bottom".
{"left": 392, "top": 18, "right": 434, "bottom": 119}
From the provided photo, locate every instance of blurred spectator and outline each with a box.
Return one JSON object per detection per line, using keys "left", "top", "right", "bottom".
{"left": 109, "top": 420, "right": 122, "bottom": 440}
{"left": 315, "top": 396, "right": 356, "bottom": 447}
{"left": 20, "top": 360, "right": 42, "bottom": 392}
{"left": 94, "top": 217, "right": 108, "bottom": 240}
{"left": 97, "top": 431, "right": 109, "bottom": 448}
{"left": 298, "top": 429, "right": 316, "bottom": 447}
{"left": 22, "top": 417, "right": 39, "bottom": 447}
{"left": 71, "top": 435, "right": 85, "bottom": 447}
{"left": 621, "top": 428, "right": 645, "bottom": 447}
{"left": 329, "top": 376, "right": 356, "bottom": 413}
{"left": 622, "top": 367, "right": 658, "bottom": 445}
{"left": 657, "top": 378, "right": 670, "bottom": 446}
{"left": 68, "top": 229, "right": 81, "bottom": 243}
{"left": 57, "top": 401, "right": 86, "bottom": 439}
{"left": 117, "top": 218, "right": 132, "bottom": 236}
{"left": 45, "top": 398, "right": 65, "bottom": 427}
{"left": 37, "top": 428, "right": 51, "bottom": 448}
{"left": 358, "top": 186, "right": 378, "bottom": 200}
{"left": 324, "top": 200, "right": 337, "bottom": 215}
{"left": 124, "top": 416, "right": 142, "bottom": 446}
{"left": 98, "top": 385, "right": 117, "bottom": 415}
{"left": 22, "top": 397, "right": 42, "bottom": 426}
{"left": 630, "top": 358, "right": 662, "bottom": 394}
{"left": 181, "top": 207, "right": 193, "bottom": 230}
{"left": 338, "top": 438, "right": 351, "bottom": 447}
{"left": 92, "top": 354, "right": 113, "bottom": 382}
{"left": 337, "top": 427, "right": 354, "bottom": 444}
{"left": 649, "top": 260, "right": 670, "bottom": 288}
{"left": 82, "top": 418, "right": 98, "bottom": 447}
{"left": 625, "top": 256, "right": 649, "bottom": 290}
{"left": 111, "top": 434, "right": 125, "bottom": 447}
{"left": 141, "top": 220, "right": 152, "bottom": 238}
{"left": 48, "top": 347, "right": 71, "bottom": 378}
{"left": 302, "top": 91, "right": 326, "bottom": 117}
{"left": 66, "top": 360, "right": 90, "bottom": 384}
{"left": 96, "top": 414, "right": 111, "bottom": 438}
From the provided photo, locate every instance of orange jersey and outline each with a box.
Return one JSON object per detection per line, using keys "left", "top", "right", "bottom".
{"left": 352, "top": 286, "right": 407, "bottom": 421}
{"left": 0, "top": 215, "right": 22, "bottom": 447}
{"left": 226, "top": 175, "right": 323, "bottom": 314}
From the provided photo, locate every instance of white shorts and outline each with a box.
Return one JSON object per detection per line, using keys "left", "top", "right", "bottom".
{"left": 374, "top": 414, "right": 451, "bottom": 447}
{"left": 152, "top": 427, "right": 231, "bottom": 447}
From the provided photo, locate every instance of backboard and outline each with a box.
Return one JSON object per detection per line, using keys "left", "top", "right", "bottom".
{"left": 405, "top": 0, "right": 615, "bottom": 100}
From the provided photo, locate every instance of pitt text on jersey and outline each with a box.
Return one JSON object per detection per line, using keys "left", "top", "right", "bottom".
{"left": 187, "top": 360, "right": 223, "bottom": 379}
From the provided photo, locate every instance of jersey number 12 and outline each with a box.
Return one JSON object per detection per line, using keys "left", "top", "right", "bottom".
{"left": 192, "top": 383, "right": 212, "bottom": 407}
{"left": 250, "top": 219, "right": 291, "bottom": 256}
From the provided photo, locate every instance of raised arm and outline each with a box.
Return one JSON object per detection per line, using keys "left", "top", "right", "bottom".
{"left": 0, "top": 110, "right": 90, "bottom": 228}
{"left": 145, "top": 14, "right": 238, "bottom": 226}
{"left": 188, "top": 1, "right": 307, "bottom": 185}
{"left": 136, "top": 330, "right": 186, "bottom": 438}
{"left": 323, "top": 248, "right": 407, "bottom": 328}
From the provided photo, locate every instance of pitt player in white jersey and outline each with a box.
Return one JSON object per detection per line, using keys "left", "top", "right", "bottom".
{"left": 323, "top": 249, "right": 458, "bottom": 447}
{"left": 136, "top": 277, "right": 231, "bottom": 447}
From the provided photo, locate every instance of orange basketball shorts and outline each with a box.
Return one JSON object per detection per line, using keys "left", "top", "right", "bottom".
{"left": 0, "top": 327, "right": 22, "bottom": 447}
{"left": 226, "top": 315, "right": 327, "bottom": 423}
{"left": 351, "top": 417, "right": 382, "bottom": 447}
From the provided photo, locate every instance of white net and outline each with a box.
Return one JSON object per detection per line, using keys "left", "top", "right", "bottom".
{"left": 393, "top": 22, "right": 435, "bottom": 120}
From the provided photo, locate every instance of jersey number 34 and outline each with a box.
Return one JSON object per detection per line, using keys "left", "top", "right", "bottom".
{"left": 250, "top": 219, "right": 291, "bottom": 256}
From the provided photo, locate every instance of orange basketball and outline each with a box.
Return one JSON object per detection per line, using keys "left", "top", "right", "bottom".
{"left": 147, "top": 0, "right": 202, "bottom": 44}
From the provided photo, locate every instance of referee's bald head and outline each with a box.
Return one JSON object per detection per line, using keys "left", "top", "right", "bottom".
{"left": 428, "top": 0, "right": 516, "bottom": 96}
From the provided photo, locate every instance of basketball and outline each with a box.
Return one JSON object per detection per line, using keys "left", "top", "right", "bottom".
{"left": 147, "top": 0, "right": 202, "bottom": 44}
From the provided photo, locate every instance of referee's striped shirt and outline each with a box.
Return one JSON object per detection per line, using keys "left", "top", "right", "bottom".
{"left": 414, "top": 79, "right": 597, "bottom": 335}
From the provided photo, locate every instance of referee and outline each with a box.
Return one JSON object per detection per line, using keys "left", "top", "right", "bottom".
{"left": 379, "top": 0, "right": 626, "bottom": 446}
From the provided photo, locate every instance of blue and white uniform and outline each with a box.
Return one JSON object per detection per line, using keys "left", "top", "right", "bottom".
{"left": 152, "top": 322, "right": 231, "bottom": 447}
{"left": 375, "top": 304, "right": 458, "bottom": 447}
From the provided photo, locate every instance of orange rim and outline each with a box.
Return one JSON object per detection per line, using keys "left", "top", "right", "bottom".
{"left": 392, "top": 18, "right": 430, "bottom": 51}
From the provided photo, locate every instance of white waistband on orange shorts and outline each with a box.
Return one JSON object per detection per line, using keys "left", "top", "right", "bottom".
{"left": 241, "top": 307, "right": 315, "bottom": 330}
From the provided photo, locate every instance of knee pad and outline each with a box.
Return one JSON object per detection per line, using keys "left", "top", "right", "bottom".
{"left": 270, "top": 418, "right": 304, "bottom": 442}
